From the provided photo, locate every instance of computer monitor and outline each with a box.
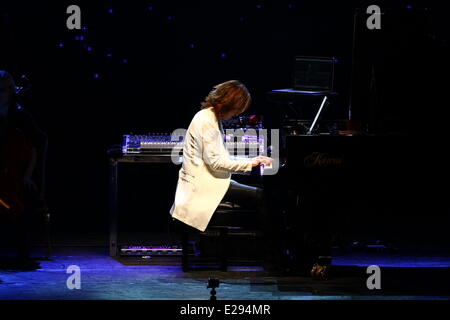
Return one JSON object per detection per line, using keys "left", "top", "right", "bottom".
{"left": 293, "top": 56, "right": 335, "bottom": 92}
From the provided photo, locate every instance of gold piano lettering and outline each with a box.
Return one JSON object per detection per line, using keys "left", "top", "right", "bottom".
{"left": 304, "top": 152, "right": 344, "bottom": 168}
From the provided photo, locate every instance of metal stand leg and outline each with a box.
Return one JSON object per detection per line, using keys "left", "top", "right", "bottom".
{"left": 219, "top": 228, "right": 228, "bottom": 271}
{"left": 45, "top": 210, "right": 52, "bottom": 259}
{"left": 181, "top": 226, "right": 189, "bottom": 271}
{"left": 109, "top": 159, "right": 119, "bottom": 257}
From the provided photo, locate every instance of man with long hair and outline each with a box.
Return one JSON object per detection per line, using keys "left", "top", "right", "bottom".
{"left": 170, "top": 80, "right": 281, "bottom": 273}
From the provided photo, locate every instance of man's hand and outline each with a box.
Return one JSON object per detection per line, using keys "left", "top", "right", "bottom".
{"left": 258, "top": 156, "right": 273, "bottom": 167}
{"left": 251, "top": 156, "right": 273, "bottom": 167}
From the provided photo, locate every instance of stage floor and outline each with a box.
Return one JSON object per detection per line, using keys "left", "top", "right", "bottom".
{"left": 1, "top": 246, "right": 449, "bottom": 300}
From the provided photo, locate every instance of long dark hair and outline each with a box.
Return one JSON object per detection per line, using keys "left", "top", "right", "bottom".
{"left": 201, "top": 80, "right": 251, "bottom": 120}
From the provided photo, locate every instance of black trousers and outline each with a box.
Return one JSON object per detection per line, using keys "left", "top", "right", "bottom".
{"left": 172, "top": 179, "right": 283, "bottom": 266}
{"left": 214, "top": 179, "right": 283, "bottom": 266}
{"left": 222, "top": 180, "right": 261, "bottom": 210}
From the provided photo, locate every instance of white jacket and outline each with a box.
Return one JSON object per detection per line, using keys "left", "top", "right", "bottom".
{"left": 170, "top": 107, "right": 253, "bottom": 231}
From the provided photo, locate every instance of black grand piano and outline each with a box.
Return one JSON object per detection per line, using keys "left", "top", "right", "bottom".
{"left": 259, "top": 89, "right": 414, "bottom": 274}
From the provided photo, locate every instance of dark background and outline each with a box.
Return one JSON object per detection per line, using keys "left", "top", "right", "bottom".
{"left": 0, "top": 0, "right": 448, "bottom": 237}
